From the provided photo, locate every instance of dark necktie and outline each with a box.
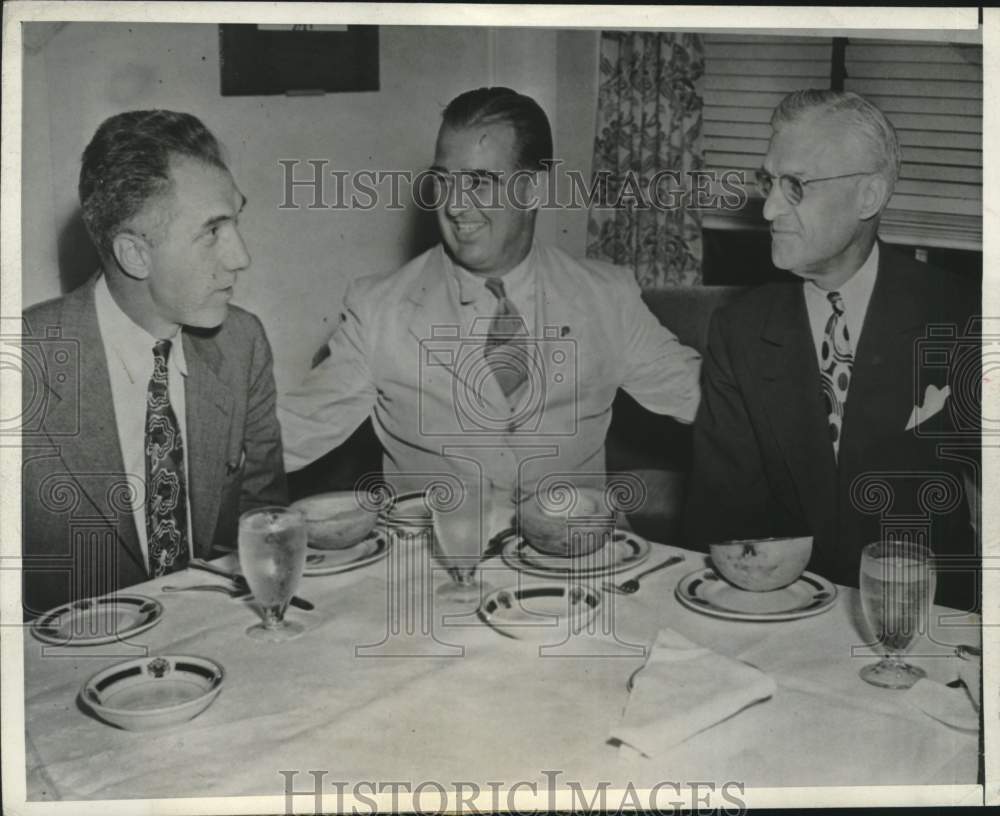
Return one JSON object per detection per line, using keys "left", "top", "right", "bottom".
{"left": 483, "top": 277, "right": 530, "bottom": 400}
{"left": 145, "top": 339, "right": 190, "bottom": 576}
{"left": 819, "top": 291, "right": 854, "bottom": 457}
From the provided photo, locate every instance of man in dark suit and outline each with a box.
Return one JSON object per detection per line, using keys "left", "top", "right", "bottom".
{"left": 21, "top": 110, "right": 287, "bottom": 617}
{"left": 686, "top": 90, "right": 979, "bottom": 610}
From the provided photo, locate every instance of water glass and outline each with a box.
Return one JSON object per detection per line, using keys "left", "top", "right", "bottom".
{"left": 238, "top": 506, "right": 308, "bottom": 642}
{"left": 859, "top": 541, "right": 934, "bottom": 689}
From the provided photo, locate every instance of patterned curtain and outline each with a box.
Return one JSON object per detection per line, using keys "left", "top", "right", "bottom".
{"left": 587, "top": 32, "right": 705, "bottom": 288}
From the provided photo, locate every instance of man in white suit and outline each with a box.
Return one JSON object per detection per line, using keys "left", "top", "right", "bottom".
{"left": 279, "top": 87, "right": 700, "bottom": 535}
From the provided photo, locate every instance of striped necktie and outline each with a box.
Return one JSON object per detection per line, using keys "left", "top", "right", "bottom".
{"left": 483, "top": 277, "right": 530, "bottom": 400}
{"left": 145, "top": 339, "right": 190, "bottom": 576}
{"left": 819, "top": 291, "right": 854, "bottom": 457}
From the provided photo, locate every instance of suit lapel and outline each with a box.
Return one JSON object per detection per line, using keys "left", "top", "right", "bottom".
{"left": 44, "top": 279, "right": 146, "bottom": 577}
{"left": 754, "top": 284, "right": 838, "bottom": 527}
{"left": 838, "top": 248, "right": 924, "bottom": 470}
{"left": 405, "top": 247, "right": 511, "bottom": 421}
{"left": 183, "top": 331, "right": 234, "bottom": 551}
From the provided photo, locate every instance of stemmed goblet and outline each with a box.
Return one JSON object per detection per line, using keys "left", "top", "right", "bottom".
{"left": 430, "top": 477, "right": 493, "bottom": 605}
{"left": 238, "top": 506, "right": 308, "bottom": 641}
{"left": 859, "top": 540, "right": 934, "bottom": 689}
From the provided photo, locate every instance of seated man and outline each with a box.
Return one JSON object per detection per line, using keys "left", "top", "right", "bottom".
{"left": 685, "top": 90, "right": 980, "bottom": 610}
{"left": 22, "top": 110, "right": 287, "bottom": 616}
{"left": 279, "top": 87, "right": 701, "bottom": 535}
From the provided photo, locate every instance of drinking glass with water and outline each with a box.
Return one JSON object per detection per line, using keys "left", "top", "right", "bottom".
{"left": 238, "top": 506, "right": 308, "bottom": 642}
{"left": 859, "top": 541, "right": 934, "bottom": 689}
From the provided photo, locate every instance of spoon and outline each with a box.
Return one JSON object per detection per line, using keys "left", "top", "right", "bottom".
{"left": 602, "top": 555, "right": 685, "bottom": 595}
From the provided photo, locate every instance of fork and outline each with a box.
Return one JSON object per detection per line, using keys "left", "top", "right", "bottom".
{"left": 601, "top": 555, "right": 685, "bottom": 595}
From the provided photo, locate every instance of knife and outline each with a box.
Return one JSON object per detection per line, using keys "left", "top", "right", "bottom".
{"left": 188, "top": 558, "right": 315, "bottom": 611}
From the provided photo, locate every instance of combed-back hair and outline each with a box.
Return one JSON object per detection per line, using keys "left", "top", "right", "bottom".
{"left": 770, "top": 89, "right": 901, "bottom": 189}
{"left": 441, "top": 87, "right": 553, "bottom": 171}
{"left": 79, "top": 110, "right": 226, "bottom": 260}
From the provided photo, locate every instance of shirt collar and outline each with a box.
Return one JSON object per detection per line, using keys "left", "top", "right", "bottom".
{"left": 450, "top": 245, "right": 536, "bottom": 305}
{"left": 94, "top": 274, "right": 188, "bottom": 383}
{"left": 805, "top": 242, "right": 879, "bottom": 308}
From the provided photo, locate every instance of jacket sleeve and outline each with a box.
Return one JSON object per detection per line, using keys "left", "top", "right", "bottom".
{"left": 684, "top": 308, "right": 778, "bottom": 547}
{"left": 277, "top": 278, "right": 378, "bottom": 472}
{"left": 618, "top": 274, "right": 702, "bottom": 423}
{"left": 239, "top": 315, "right": 289, "bottom": 511}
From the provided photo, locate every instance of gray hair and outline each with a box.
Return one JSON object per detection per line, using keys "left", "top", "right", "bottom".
{"left": 770, "top": 89, "right": 901, "bottom": 190}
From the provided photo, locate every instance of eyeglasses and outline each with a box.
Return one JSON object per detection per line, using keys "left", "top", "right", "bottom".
{"left": 754, "top": 168, "right": 875, "bottom": 206}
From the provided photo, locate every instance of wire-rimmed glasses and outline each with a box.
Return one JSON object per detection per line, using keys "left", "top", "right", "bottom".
{"left": 755, "top": 168, "right": 876, "bottom": 206}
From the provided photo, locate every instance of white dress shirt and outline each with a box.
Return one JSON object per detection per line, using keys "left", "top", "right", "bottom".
{"left": 453, "top": 247, "right": 537, "bottom": 406}
{"left": 94, "top": 275, "right": 193, "bottom": 572}
{"left": 452, "top": 248, "right": 536, "bottom": 333}
{"left": 804, "top": 242, "right": 879, "bottom": 366}
{"left": 451, "top": 251, "right": 539, "bottom": 530}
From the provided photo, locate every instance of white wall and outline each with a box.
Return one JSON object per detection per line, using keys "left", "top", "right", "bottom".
{"left": 21, "top": 23, "right": 599, "bottom": 390}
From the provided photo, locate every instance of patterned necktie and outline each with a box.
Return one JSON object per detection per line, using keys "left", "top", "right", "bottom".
{"left": 145, "top": 339, "right": 190, "bottom": 576}
{"left": 483, "top": 277, "right": 530, "bottom": 399}
{"left": 819, "top": 291, "right": 854, "bottom": 457}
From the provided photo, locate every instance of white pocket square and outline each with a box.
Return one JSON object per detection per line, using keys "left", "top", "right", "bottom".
{"left": 906, "top": 384, "right": 951, "bottom": 431}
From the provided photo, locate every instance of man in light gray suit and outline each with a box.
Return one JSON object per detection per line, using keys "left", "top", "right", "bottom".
{"left": 21, "top": 110, "right": 286, "bottom": 617}
{"left": 279, "top": 87, "right": 700, "bottom": 535}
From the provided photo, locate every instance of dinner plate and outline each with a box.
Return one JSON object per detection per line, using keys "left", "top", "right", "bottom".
{"left": 81, "top": 655, "right": 224, "bottom": 731}
{"left": 304, "top": 532, "right": 390, "bottom": 576}
{"left": 478, "top": 583, "right": 602, "bottom": 640}
{"left": 675, "top": 567, "right": 837, "bottom": 621}
{"left": 31, "top": 594, "right": 163, "bottom": 646}
{"left": 501, "top": 530, "right": 651, "bottom": 578}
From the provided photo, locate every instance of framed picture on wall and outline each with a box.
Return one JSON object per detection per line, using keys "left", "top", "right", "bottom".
{"left": 219, "top": 24, "right": 379, "bottom": 95}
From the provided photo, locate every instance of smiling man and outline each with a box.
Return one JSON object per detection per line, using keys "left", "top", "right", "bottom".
{"left": 685, "top": 90, "right": 980, "bottom": 610}
{"left": 280, "top": 87, "right": 700, "bottom": 536}
{"left": 21, "top": 110, "right": 287, "bottom": 616}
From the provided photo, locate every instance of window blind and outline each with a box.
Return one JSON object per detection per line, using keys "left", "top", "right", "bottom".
{"left": 700, "top": 34, "right": 982, "bottom": 251}
{"left": 702, "top": 34, "right": 833, "bottom": 179}
{"left": 844, "top": 38, "right": 982, "bottom": 250}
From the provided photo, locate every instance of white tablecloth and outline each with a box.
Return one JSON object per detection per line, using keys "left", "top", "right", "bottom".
{"left": 21, "top": 533, "right": 981, "bottom": 802}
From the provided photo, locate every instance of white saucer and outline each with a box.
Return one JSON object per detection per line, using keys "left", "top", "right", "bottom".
{"left": 501, "top": 530, "right": 651, "bottom": 578}
{"left": 675, "top": 567, "right": 837, "bottom": 621}
{"left": 81, "top": 655, "right": 224, "bottom": 730}
{"left": 304, "top": 532, "right": 390, "bottom": 576}
{"left": 32, "top": 594, "right": 163, "bottom": 646}
{"left": 478, "top": 583, "right": 602, "bottom": 640}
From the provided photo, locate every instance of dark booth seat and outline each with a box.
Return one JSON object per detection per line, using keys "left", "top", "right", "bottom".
{"left": 605, "top": 286, "right": 745, "bottom": 541}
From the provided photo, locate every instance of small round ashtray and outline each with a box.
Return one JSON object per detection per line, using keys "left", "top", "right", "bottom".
{"left": 81, "top": 655, "right": 224, "bottom": 731}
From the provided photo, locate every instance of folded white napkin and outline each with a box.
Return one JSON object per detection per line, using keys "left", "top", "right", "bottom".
{"left": 904, "top": 678, "right": 979, "bottom": 732}
{"left": 611, "top": 627, "right": 776, "bottom": 758}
